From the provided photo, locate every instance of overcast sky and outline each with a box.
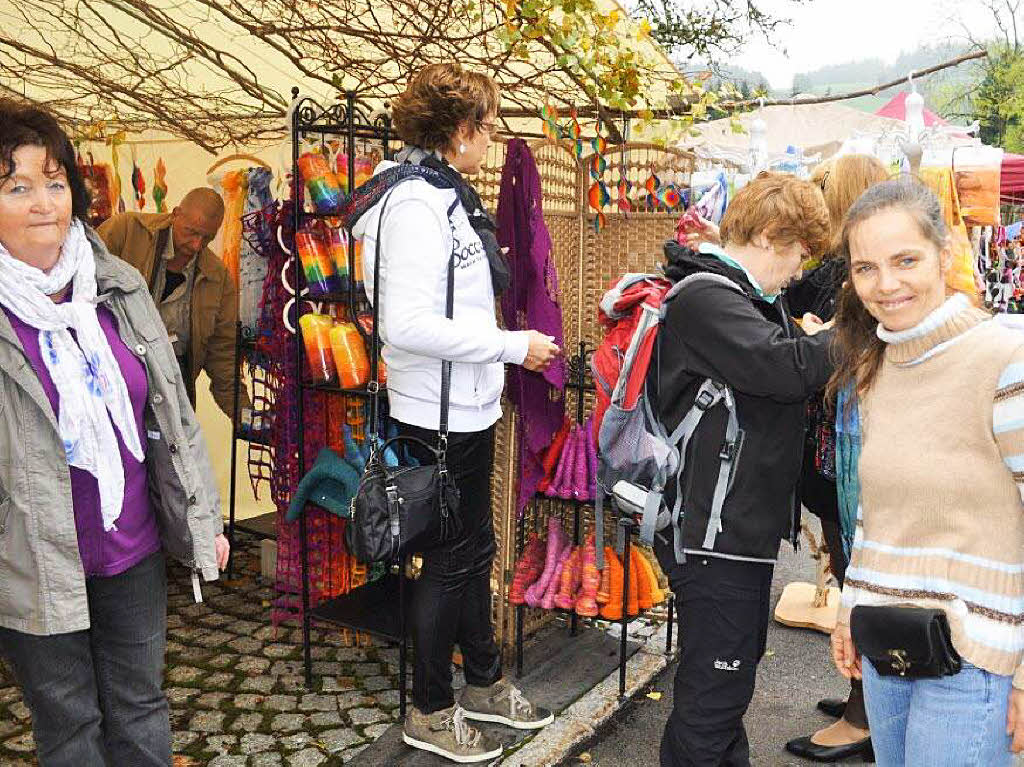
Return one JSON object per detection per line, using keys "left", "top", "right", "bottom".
{"left": 728, "top": 0, "right": 996, "bottom": 88}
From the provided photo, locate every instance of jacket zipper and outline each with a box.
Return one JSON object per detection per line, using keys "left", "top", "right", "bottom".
{"left": 778, "top": 293, "right": 802, "bottom": 549}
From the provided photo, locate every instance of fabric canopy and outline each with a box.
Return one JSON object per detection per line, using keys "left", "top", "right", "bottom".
{"left": 1001, "top": 153, "right": 1024, "bottom": 200}
{"left": 875, "top": 92, "right": 948, "bottom": 127}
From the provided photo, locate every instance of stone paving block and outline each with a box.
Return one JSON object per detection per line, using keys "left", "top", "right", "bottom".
{"left": 361, "top": 675, "right": 392, "bottom": 692}
{"left": 204, "top": 672, "right": 236, "bottom": 690}
{"left": 171, "top": 730, "right": 199, "bottom": 751}
{"left": 166, "top": 666, "right": 204, "bottom": 685}
{"left": 347, "top": 707, "right": 387, "bottom": 726}
{"left": 264, "top": 643, "right": 297, "bottom": 659}
{"left": 319, "top": 727, "right": 363, "bottom": 753}
{"left": 3, "top": 733, "right": 34, "bottom": 753}
{"left": 196, "top": 630, "right": 235, "bottom": 649}
{"left": 253, "top": 625, "right": 278, "bottom": 641}
{"left": 233, "top": 693, "right": 265, "bottom": 710}
{"left": 334, "top": 647, "right": 368, "bottom": 662}
{"left": 9, "top": 702, "right": 30, "bottom": 720}
{"left": 164, "top": 639, "right": 186, "bottom": 656}
{"left": 322, "top": 676, "right": 356, "bottom": 693}
{"left": 277, "top": 674, "right": 306, "bottom": 692}
{"left": 341, "top": 744, "right": 369, "bottom": 764}
{"left": 207, "top": 653, "right": 236, "bottom": 669}
{"left": 239, "top": 675, "right": 275, "bottom": 693}
{"left": 165, "top": 614, "right": 184, "bottom": 629}
{"left": 287, "top": 748, "right": 326, "bottom": 767}
{"left": 270, "top": 660, "right": 303, "bottom": 676}
{"left": 180, "top": 602, "right": 211, "bottom": 618}
{"left": 229, "top": 712, "right": 265, "bottom": 732}
{"left": 190, "top": 710, "right": 227, "bottom": 732}
{"left": 311, "top": 661, "right": 343, "bottom": 676}
{"left": 0, "top": 720, "right": 20, "bottom": 738}
{"left": 308, "top": 711, "right": 344, "bottom": 728}
{"left": 203, "top": 734, "right": 238, "bottom": 754}
{"left": 195, "top": 692, "right": 231, "bottom": 709}
{"left": 266, "top": 694, "right": 298, "bottom": 711}
{"left": 270, "top": 713, "right": 307, "bottom": 733}
{"left": 309, "top": 646, "right": 331, "bottom": 660}
{"left": 352, "top": 662, "right": 380, "bottom": 677}
{"left": 372, "top": 689, "right": 401, "bottom": 708}
{"left": 240, "top": 732, "right": 277, "bottom": 754}
{"left": 251, "top": 754, "right": 284, "bottom": 767}
{"left": 299, "top": 694, "right": 337, "bottom": 712}
{"left": 236, "top": 656, "right": 271, "bottom": 674}
{"left": 364, "top": 723, "right": 390, "bottom": 739}
{"left": 228, "top": 637, "right": 263, "bottom": 654}
{"left": 199, "top": 613, "right": 234, "bottom": 629}
{"left": 227, "top": 619, "right": 262, "bottom": 635}
{"left": 280, "top": 733, "right": 314, "bottom": 751}
{"left": 334, "top": 691, "right": 374, "bottom": 710}
{"left": 208, "top": 756, "right": 247, "bottom": 767}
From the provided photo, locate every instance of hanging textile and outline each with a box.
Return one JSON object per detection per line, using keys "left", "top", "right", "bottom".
{"left": 954, "top": 146, "right": 1002, "bottom": 227}
{"left": 238, "top": 167, "right": 274, "bottom": 334}
{"left": 497, "top": 138, "right": 568, "bottom": 515}
{"left": 219, "top": 169, "right": 248, "bottom": 288}
{"left": 919, "top": 166, "right": 977, "bottom": 296}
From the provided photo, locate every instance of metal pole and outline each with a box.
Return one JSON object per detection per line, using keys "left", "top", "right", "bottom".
{"left": 226, "top": 320, "right": 243, "bottom": 581}
{"left": 619, "top": 523, "right": 631, "bottom": 699}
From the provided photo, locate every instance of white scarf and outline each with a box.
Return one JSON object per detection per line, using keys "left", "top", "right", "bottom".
{"left": 0, "top": 220, "right": 144, "bottom": 531}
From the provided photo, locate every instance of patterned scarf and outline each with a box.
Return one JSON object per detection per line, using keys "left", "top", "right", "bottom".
{"left": 344, "top": 146, "right": 509, "bottom": 294}
{"left": 0, "top": 220, "right": 144, "bottom": 531}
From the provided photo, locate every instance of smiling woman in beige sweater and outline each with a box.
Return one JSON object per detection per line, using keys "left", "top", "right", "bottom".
{"left": 828, "top": 178, "right": 1024, "bottom": 766}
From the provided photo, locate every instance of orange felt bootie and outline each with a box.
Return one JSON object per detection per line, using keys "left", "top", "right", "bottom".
{"left": 632, "top": 550, "right": 654, "bottom": 610}
{"left": 509, "top": 533, "right": 546, "bottom": 605}
{"left": 638, "top": 545, "right": 669, "bottom": 593}
{"left": 554, "top": 546, "right": 582, "bottom": 610}
{"left": 596, "top": 549, "right": 612, "bottom": 606}
{"left": 599, "top": 547, "right": 625, "bottom": 621}
{"left": 635, "top": 548, "right": 665, "bottom": 605}
{"left": 575, "top": 535, "right": 600, "bottom": 617}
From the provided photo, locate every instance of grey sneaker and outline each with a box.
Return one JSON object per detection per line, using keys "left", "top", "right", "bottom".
{"left": 460, "top": 679, "right": 555, "bottom": 730}
{"left": 402, "top": 704, "right": 503, "bottom": 763}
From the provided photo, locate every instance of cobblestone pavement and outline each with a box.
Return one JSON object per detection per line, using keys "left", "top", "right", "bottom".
{"left": 0, "top": 534, "right": 402, "bottom": 766}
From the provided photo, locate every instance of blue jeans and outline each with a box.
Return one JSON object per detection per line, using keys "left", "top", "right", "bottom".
{"left": 862, "top": 658, "right": 1013, "bottom": 766}
{"left": 0, "top": 551, "right": 170, "bottom": 767}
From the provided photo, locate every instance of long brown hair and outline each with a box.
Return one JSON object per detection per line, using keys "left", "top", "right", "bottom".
{"left": 825, "top": 178, "right": 949, "bottom": 401}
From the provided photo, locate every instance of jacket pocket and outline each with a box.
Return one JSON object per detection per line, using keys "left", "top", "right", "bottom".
{"left": 0, "top": 483, "right": 10, "bottom": 536}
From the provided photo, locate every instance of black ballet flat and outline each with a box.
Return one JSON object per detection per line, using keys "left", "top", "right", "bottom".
{"left": 785, "top": 734, "right": 874, "bottom": 763}
{"left": 816, "top": 697, "right": 846, "bottom": 719}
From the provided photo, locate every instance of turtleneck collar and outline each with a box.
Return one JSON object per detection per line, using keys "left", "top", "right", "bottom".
{"left": 877, "top": 293, "right": 990, "bottom": 365}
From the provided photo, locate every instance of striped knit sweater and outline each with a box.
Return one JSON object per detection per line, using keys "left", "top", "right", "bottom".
{"left": 839, "top": 293, "right": 1024, "bottom": 686}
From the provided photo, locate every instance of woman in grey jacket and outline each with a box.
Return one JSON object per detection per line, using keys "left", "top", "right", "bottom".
{"left": 0, "top": 100, "right": 228, "bottom": 766}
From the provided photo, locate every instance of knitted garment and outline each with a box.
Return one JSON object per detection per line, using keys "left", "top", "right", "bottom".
{"left": 839, "top": 294, "right": 1024, "bottom": 685}
{"left": 496, "top": 139, "right": 567, "bottom": 515}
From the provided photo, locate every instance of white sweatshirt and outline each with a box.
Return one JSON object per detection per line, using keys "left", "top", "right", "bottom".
{"left": 351, "top": 161, "right": 530, "bottom": 432}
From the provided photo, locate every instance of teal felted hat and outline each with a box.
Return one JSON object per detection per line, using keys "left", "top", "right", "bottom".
{"left": 286, "top": 447, "right": 362, "bottom": 522}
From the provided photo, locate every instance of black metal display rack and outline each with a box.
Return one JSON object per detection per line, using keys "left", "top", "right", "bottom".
{"left": 513, "top": 342, "right": 675, "bottom": 698}
{"left": 286, "top": 89, "right": 409, "bottom": 716}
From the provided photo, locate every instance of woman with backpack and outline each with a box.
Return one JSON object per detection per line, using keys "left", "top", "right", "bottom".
{"left": 652, "top": 172, "right": 835, "bottom": 766}
{"left": 829, "top": 178, "right": 1024, "bottom": 764}
{"left": 348, "top": 63, "right": 560, "bottom": 763}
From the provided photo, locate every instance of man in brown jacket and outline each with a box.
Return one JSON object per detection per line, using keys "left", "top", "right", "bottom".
{"left": 98, "top": 188, "right": 251, "bottom": 419}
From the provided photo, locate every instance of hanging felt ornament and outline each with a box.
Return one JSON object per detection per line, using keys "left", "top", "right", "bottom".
{"left": 129, "top": 149, "right": 146, "bottom": 211}
{"left": 588, "top": 181, "right": 610, "bottom": 230}
{"left": 540, "top": 100, "right": 561, "bottom": 142}
{"left": 568, "top": 107, "right": 583, "bottom": 161}
{"left": 616, "top": 178, "right": 632, "bottom": 213}
{"left": 588, "top": 153, "right": 607, "bottom": 180}
{"left": 644, "top": 171, "right": 661, "bottom": 210}
{"left": 658, "top": 183, "right": 681, "bottom": 210}
{"left": 152, "top": 158, "right": 168, "bottom": 213}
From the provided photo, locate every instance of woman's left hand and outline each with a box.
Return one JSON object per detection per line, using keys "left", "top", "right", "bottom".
{"left": 1007, "top": 688, "right": 1024, "bottom": 752}
{"left": 215, "top": 534, "right": 231, "bottom": 571}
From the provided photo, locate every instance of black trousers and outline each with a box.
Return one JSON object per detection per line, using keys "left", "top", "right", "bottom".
{"left": 657, "top": 551, "right": 774, "bottom": 767}
{"left": 399, "top": 422, "right": 502, "bottom": 714}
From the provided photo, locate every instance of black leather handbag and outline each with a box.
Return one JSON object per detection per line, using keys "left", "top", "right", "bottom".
{"left": 850, "top": 605, "right": 962, "bottom": 678}
{"left": 344, "top": 187, "right": 463, "bottom": 564}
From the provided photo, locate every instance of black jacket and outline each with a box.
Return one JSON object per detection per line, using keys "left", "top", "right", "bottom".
{"left": 648, "top": 244, "right": 835, "bottom": 561}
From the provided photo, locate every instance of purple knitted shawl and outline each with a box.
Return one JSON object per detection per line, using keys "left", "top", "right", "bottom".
{"left": 497, "top": 139, "right": 567, "bottom": 514}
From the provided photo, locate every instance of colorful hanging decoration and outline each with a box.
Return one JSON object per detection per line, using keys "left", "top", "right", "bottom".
{"left": 644, "top": 171, "right": 661, "bottom": 210}
{"left": 152, "top": 158, "right": 168, "bottom": 213}
{"left": 568, "top": 107, "right": 583, "bottom": 161}
{"left": 588, "top": 181, "right": 610, "bottom": 232}
{"left": 540, "top": 100, "right": 561, "bottom": 141}
{"left": 616, "top": 177, "right": 632, "bottom": 213}
{"left": 130, "top": 148, "right": 146, "bottom": 210}
{"left": 106, "top": 132, "right": 126, "bottom": 214}
{"left": 657, "top": 184, "right": 682, "bottom": 210}
{"left": 588, "top": 130, "right": 610, "bottom": 232}
{"left": 219, "top": 169, "right": 248, "bottom": 288}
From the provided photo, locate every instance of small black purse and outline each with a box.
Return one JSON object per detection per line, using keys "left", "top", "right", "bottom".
{"left": 850, "top": 605, "right": 962, "bottom": 679}
{"left": 344, "top": 187, "right": 463, "bottom": 564}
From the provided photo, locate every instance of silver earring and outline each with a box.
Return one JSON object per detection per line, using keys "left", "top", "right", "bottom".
{"left": 459, "top": 143, "right": 466, "bottom": 154}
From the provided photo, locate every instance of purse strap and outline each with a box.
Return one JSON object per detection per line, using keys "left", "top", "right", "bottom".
{"left": 368, "top": 184, "right": 458, "bottom": 460}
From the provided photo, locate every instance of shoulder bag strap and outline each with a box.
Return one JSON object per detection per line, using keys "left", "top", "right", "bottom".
{"left": 437, "top": 198, "right": 459, "bottom": 460}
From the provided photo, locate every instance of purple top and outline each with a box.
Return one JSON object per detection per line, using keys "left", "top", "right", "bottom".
{"left": 4, "top": 302, "right": 161, "bottom": 577}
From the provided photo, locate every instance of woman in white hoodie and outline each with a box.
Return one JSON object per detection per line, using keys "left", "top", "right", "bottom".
{"left": 351, "top": 63, "right": 561, "bottom": 763}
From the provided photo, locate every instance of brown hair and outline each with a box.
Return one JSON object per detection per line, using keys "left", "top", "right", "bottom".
{"left": 0, "top": 98, "right": 90, "bottom": 219}
{"left": 390, "top": 63, "right": 500, "bottom": 153}
{"left": 810, "top": 154, "right": 890, "bottom": 255}
{"left": 826, "top": 177, "right": 951, "bottom": 401}
{"left": 719, "top": 171, "right": 831, "bottom": 258}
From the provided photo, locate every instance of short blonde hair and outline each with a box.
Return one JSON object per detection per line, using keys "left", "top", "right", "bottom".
{"left": 390, "top": 63, "right": 500, "bottom": 153}
{"left": 719, "top": 172, "right": 831, "bottom": 259}
{"left": 810, "top": 154, "right": 889, "bottom": 254}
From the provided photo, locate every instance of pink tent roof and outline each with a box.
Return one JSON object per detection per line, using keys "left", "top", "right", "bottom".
{"left": 875, "top": 91, "right": 948, "bottom": 127}
{"left": 1002, "top": 153, "right": 1024, "bottom": 199}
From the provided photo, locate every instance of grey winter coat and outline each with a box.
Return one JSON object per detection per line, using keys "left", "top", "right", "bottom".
{"left": 0, "top": 226, "right": 223, "bottom": 636}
